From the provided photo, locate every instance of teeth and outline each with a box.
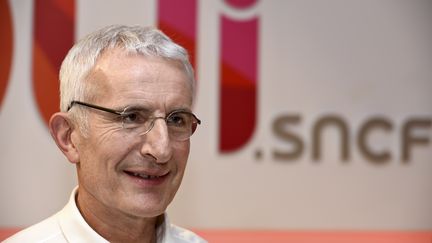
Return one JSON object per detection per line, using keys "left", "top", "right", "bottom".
{"left": 132, "top": 173, "right": 159, "bottom": 179}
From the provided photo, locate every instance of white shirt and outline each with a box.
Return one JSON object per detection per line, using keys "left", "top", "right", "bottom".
{"left": 3, "top": 188, "right": 206, "bottom": 243}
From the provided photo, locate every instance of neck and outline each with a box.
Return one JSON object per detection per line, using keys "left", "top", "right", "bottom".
{"left": 76, "top": 189, "right": 162, "bottom": 243}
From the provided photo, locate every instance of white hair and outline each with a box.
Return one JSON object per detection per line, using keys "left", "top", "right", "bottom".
{"left": 59, "top": 25, "right": 195, "bottom": 133}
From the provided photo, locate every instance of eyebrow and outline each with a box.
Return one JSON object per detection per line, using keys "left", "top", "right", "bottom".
{"left": 114, "top": 103, "right": 192, "bottom": 116}
{"left": 169, "top": 108, "right": 193, "bottom": 114}
{"left": 120, "top": 105, "right": 151, "bottom": 112}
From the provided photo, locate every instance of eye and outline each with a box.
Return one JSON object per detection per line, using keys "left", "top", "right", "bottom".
{"left": 120, "top": 110, "right": 147, "bottom": 124}
{"left": 167, "top": 112, "right": 189, "bottom": 127}
{"left": 122, "top": 112, "right": 138, "bottom": 123}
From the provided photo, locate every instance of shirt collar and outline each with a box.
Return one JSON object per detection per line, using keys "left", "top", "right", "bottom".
{"left": 58, "top": 187, "right": 172, "bottom": 243}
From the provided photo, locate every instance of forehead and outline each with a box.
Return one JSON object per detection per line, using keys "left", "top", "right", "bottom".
{"left": 87, "top": 48, "right": 193, "bottom": 108}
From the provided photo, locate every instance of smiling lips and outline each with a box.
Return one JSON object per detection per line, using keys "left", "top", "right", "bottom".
{"left": 132, "top": 173, "right": 160, "bottom": 179}
{"left": 124, "top": 170, "right": 170, "bottom": 184}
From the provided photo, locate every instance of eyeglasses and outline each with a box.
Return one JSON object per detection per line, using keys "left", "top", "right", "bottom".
{"left": 67, "top": 101, "right": 201, "bottom": 141}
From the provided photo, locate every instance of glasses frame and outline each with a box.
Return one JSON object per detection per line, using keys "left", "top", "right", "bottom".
{"left": 67, "top": 100, "right": 201, "bottom": 140}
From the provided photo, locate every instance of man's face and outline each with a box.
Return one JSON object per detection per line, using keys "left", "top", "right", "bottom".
{"left": 73, "top": 48, "right": 193, "bottom": 219}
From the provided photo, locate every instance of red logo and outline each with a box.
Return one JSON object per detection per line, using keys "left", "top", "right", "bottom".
{"left": 0, "top": 0, "right": 13, "bottom": 110}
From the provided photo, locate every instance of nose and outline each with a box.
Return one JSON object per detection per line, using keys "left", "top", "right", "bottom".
{"left": 139, "top": 119, "right": 172, "bottom": 163}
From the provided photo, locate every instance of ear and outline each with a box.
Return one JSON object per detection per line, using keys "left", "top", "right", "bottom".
{"left": 49, "top": 112, "right": 80, "bottom": 164}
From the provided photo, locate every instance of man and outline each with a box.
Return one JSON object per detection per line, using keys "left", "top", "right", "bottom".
{"left": 5, "top": 25, "right": 205, "bottom": 243}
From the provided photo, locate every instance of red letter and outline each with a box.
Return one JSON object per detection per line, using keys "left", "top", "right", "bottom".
{"left": 0, "top": 0, "right": 13, "bottom": 110}
{"left": 157, "top": 0, "right": 198, "bottom": 71}
{"left": 220, "top": 0, "right": 259, "bottom": 152}
{"left": 33, "top": 0, "right": 75, "bottom": 126}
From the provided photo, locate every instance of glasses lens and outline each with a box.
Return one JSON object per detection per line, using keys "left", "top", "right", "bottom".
{"left": 166, "top": 111, "right": 199, "bottom": 141}
{"left": 120, "top": 108, "right": 152, "bottom": 134}
{"left": 119, "top": 108, "right": 200, "bottom": 141}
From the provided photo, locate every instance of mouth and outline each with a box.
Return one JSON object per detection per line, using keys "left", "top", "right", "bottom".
{"left": 125, "top": 171, "right": 166, "bottom": 179}
{"left": 123, "top": 170, "right": 170, "bottom": 186}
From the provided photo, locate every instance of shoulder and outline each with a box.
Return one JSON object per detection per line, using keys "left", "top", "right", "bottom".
{"left": 166, "top": 224, "right": 207, "bottom": 243}
{"left": 2, "top": 213, "right": 66, "bottom": 243}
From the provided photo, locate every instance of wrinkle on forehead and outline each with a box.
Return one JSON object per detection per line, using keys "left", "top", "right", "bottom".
{"left": 86, "top": 48, "right": 193, "bottom": 107}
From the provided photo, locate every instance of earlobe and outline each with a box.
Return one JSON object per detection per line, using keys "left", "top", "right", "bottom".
{"left": 49, "top": 112, "right": 80, "bottom": 164}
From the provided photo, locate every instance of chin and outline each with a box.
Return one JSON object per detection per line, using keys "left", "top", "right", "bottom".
{"left": 125, "top": 200, "right": 169, "bottom": 218}
{"left": 132, "top": 208, "right": 166, "bottom": 219}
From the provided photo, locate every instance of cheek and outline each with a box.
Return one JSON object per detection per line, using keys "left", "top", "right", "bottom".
{"left": 173, "top": 141, "right": 190, "bottom": 175}
{"left": 78, "top": 132, "right": 132, "bottom": 172}
{"left": 176, "top": 139, "right": 190, "bottom": 158}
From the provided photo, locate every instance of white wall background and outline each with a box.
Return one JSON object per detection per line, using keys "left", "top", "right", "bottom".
{"left": 1, "top": 0, "right": 431, "bottom": 230}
